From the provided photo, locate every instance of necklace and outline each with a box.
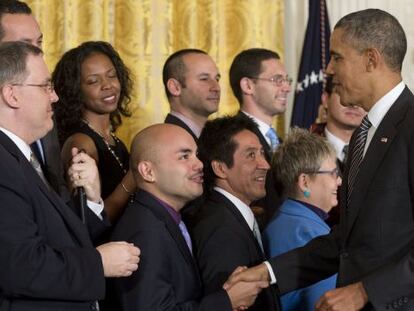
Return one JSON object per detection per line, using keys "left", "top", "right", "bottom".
{"left": 81, "top": 119, "right": 127, "bottom": 174}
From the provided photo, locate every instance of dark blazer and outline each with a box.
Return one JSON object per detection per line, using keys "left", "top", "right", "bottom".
{"left": 165, "top": 113, "right": 199, "bottom": 142}
{"left": 190, "top": 190, "right": 280, "bottom": 311}
{"left": 0, "top": 131, "right": 105, "bottom": 311}
{"left": 111, "top": 190, "right": 231, "bottom": 311}
{"left": 235, "top": 111, "right": 283, "bottom": 230}
{"left": 270, "top": 87, "right": 414, "bottom": 310}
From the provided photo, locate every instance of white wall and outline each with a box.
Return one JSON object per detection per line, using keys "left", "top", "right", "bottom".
{"left": 284, "top": 0, "right": 414, "bottom": 133}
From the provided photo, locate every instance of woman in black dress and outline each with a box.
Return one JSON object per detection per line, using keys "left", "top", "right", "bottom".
{"left": 53, "top": 41, "right": 135, "bottom": 223}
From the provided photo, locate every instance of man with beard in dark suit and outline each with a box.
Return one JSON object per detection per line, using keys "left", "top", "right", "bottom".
{"left": 163, "top": 49, "right": 221, "bottom": 142}
{"left": 225, "top": 9, "right": 414, "bottom": 311}
{"left": 229, "top": 48, "right": 292, "bottom": 229}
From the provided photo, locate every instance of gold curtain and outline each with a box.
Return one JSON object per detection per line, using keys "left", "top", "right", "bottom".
{"left": 26, "top": 0, "right": 284, "bottom": 147}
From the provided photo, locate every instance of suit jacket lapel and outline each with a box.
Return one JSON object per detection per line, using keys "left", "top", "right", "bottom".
{"left": 210, "top": 190, "right": 266, "bottom": 260}
{"left": 0, "top": 131, "right": 92, "bottom": 247}
{"left": 344, "top": 87, "right": 410, "bottom": 238}
{"left": 137, "top": 190, "right": 199, "bottom": 273}
{"left": 164, "top": 113, "right": 199, "bottom": 143}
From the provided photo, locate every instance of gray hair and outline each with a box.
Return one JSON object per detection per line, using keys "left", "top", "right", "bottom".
{"left": 0, "top": 41, "right": 42, "bottom": 86}
{"left": 335, "top": 9, "right": 406, "bottom": 72}
{"left": 271, "top": 128, "right": 335, "bottom": 197}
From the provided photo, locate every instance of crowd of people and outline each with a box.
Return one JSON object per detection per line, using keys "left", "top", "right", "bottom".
{"left": 0, "top": 1, "right": 413, "bottom": 311}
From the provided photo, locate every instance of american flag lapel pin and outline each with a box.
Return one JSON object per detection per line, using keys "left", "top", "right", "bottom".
{"left": 380, "top": 137, "right": 388, "bottom": 143}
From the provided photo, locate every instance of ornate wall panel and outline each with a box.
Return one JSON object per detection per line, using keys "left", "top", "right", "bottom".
{"left": 26, "top": 0, "right": 284, "bottom": 146}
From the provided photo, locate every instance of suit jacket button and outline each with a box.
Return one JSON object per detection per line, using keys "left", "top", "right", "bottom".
{"left": 341, "top": 252, "right": 349, "bottom": 258}
{"left": 393, "top": 301, "right": 399, "bottom": 308}
{"left": 403, "top": 297, "right": 408, "bottom": 303}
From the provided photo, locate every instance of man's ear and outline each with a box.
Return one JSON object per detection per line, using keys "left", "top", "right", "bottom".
{"left": 1, "top": 84, "right": 20, "bottom": 109}
{"left": 137, "top": 161, "right": 156, "bottom": 183}
{"left": 240, "top": 77, "right": 255, "bottom": 95}
{"left": 321, "top": 91, "right": 329, "bottom": 110}
{"left": 365, "top": 48, "right": 380, "bottom": 72}
{"left": 211, "top": 160, "right": 228, "bottom": 179}
{"left": 167, "top": 78, "right": 182, "bottom": 97}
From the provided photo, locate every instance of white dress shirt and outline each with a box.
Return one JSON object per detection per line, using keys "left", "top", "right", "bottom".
{"left": 364, "top": 81, "right": 405, "bottom": 156}
{"left": 214, "top": 186, "right": 277, "bottom": 283}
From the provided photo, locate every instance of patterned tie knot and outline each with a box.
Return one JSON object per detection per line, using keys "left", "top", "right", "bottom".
{"left": 360, "top": 116, "right": 372, "bottom": 132}
{"left": 266, "top": 127, "right": 280, "bottom": 151}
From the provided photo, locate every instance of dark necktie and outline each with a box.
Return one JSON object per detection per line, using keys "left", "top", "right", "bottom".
{"left": 347, "top": 116, "right": 372, "bottom": 203}
{"left": 342, "top": 144, "right": 349, "bottom": 164}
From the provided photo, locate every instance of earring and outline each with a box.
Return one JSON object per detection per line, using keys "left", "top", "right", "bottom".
{"left": 303, "top": 189, "right": 311, "bottom": 198}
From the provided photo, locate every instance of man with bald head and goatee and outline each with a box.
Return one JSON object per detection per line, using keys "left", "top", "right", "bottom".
{"left": 111, "top": 123, "right": 268, "bottom": 311}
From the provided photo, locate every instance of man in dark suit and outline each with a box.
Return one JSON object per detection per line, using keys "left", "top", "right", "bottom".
{"left": 111, "top": 123, "right": 267, "bottom": 310}
{"left": 0, "top": 41, "right": 140, "bottom": 311}
{"left": 225, "top": 9, "right": 414, "bottom": 311}
{"left": 190, "top": 115, "right": 280, "bottom": 311}
{"left": 0, "top": 0, "right": 109, "bottom": 239}
{"left": 310, "top": 75, "right": 366, "bottom": 227}
{"left": 163, "top": 49, "right": 221, "bottom": 141}
{"left": 229, "top": 48, "right": 292, "bottom": 229}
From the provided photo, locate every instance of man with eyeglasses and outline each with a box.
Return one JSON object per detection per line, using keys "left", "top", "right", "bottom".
{"left": 0, "top": 0, "right": 110, "bottom": 241}
{"left": 0, "top": 40, "right": 140, "bottom": 311}
{"left": 229, "top": 48, "right": 292, "bottom": 230}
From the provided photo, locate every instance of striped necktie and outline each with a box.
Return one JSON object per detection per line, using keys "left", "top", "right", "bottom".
{"left": 30, "top": 152, "right": 50, "bottom": 190}
{"left": 347, "top": 116, "right": 372, "bottom": 203}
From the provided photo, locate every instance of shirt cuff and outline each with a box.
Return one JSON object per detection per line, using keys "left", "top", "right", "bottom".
{"left": 87, "top": 199, "right": 104, "bottom": 220}
{"left": 264, "top": 261, "right": 277, "bottom": 284}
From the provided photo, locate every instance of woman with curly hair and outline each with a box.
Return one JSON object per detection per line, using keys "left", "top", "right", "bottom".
{"left": 53, "top": 41, "right": 135, "bottom": 224}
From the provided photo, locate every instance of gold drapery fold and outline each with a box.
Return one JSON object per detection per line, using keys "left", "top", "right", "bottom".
{"left": 27, "top": 0, "right": 284, "bottom": 146}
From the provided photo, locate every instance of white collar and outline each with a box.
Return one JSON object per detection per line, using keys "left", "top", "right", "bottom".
{"left": 368, "top": 81, "right": 405, "bottom": 129}
{"left": 0, "top": 127, "right": 31, "bottom": 161}
{"left": 324, "top": 128, "right": 347, "bottom": 161}
{"left": 214, "top": 186, "right": 255, "bottom": 230}
{"left": 241, "top": 111, "right": 271, "bottom": 139}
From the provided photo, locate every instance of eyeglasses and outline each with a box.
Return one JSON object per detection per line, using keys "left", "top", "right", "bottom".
{"left": 12, "top": 81, "right": 55, "bottom": 94}
{"left": 312, "top": 167, "right": 341, "bottom": 179}
{"left": 248, "top": 75, "right": 293, "bottom": 86}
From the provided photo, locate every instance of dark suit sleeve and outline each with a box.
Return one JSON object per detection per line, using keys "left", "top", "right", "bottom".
{"left": 0, "top": 185, "right": 105, "bottom": 301}
{"left": 196, "top": 226, "right": 252, "bottom": 294}
{"left": 269, "top": 226, "right": 340, "bottom": 294}
{"left": 114, "top": 227, "right": 231, "bottom": 311}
